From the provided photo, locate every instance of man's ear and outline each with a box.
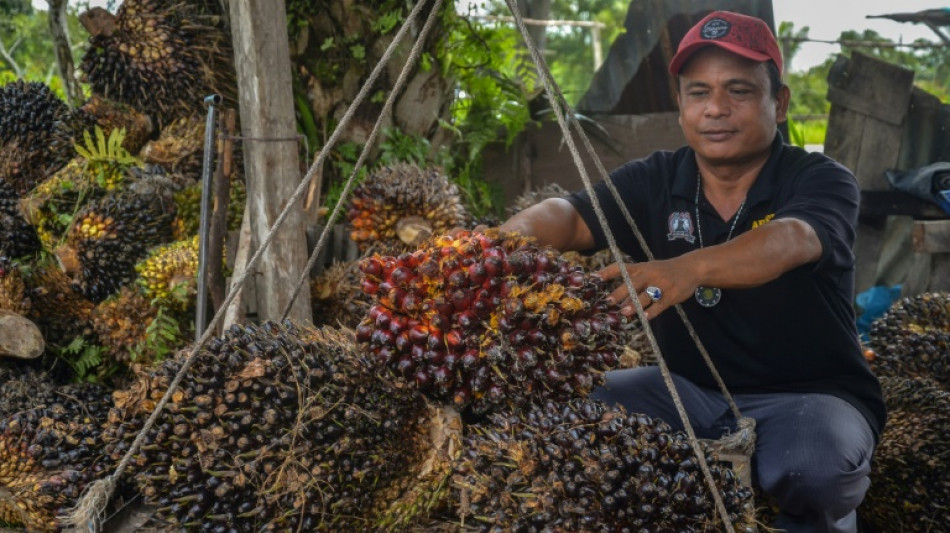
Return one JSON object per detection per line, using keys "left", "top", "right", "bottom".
{"left": 776, "top": 85, "right": 791, "bottom": 123}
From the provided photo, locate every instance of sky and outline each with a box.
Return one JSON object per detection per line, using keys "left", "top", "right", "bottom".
{"left": 772, "top": 0, "right": 948, "bottom": 71}
{"left": 33, "top": 0, "right": 949, "bottom": 72}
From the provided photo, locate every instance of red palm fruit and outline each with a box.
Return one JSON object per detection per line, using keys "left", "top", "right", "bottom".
{"left": 360, "top": 256, "right": 383, "bottom": 278}
{"left": 390, "top": 266, "right": 413, "bottom": 286}
{"left": 355, "top": 323, "right": 373, "bottom": 343}
{"left": 460, "top": 349, "right": 479, "bottom": 369}
{"left": 528, "top": 328, "right": 547, "bottom": 347}
{"left": 450, "top": 288, "right": 473, "bottom": 311}
{"left": 468, "top": 262, "right": 487, "bottom": 285}
{"left": 445, "top": 330, "right": 464, "bottom": 352}
{"left": 376, "top": 346, "right": 396, "bottom": 365}
{"left": 401, "top": 292, "right": 422, "bottom": 314}
{"left": 473, "top": 298, "right": 492, "bottom": 317}
{"left": 434, "top": 297, "right": 454, "bottom": 318}
{"left": 424, "top": 349, "right": 444, "bottom": 365}
{"left": 430, "top": 314, "right": 450, "bottom": 331}
{"left": 395, "top": 331, "right": 412, "bottom": 353}
{"left": 432, "top": 365, "right": 453, "bottom": 386}
{"left": 389, "top": 314, "right": 408, "bottom": 334}
{"left": 361, "top": 279, "right": 380, "bottom": 295}
{"left": 426, "top": 328, "right": 444, "bottom": 350}
{"left": 408, "top": 323, "right": 429, "bottom": 344}
{"left": 419, "top": 258, "right": 440, "bottom": 278}
{"left": 396, "top": 356, "right": 415, "bottom": 376}
{"left": 439, "top": 245, "right": 456, "bottom": 257}
{"left": 374, "top": 310, "right": 391, "bottom": 329}
{"left": 535, "top": 252, "right": 555, "bottom": 272}
{"left": 442, "top": 352, "right": 459, "bottom": 370}
{"left": 378, "top": 280, "right": 394, "bottom": 294}
{"left": 410, "top": 344, "right": 425, "bottom": 362}
{"left": 456, "top": 310, "right": 479, "bottom": 330}
{"left": 566, "top": 271, "right": 586, "bottom": 287}
{"left": 441, "top": 257, "right": 459, "bottom": 272}
{"left": 483, "top": 256, "right": 503, "bottom": 277}
{"left": 504, "top": 298, "right": 525, "bottom": 320}
{"left": 413, "top": 370, "right": 432, "bottom": 389}
{"left": 516, "top": 347, "right": 538, "bottom": 369}
{"left": 447, "top": 269, "right": 467, "bottom": 288}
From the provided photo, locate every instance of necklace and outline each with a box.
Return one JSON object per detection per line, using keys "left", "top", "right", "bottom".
{"left": 694, "top": 173, "right": 746, "bottom": 308}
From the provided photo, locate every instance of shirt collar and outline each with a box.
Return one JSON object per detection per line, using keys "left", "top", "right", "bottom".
{"left": 672, "top": 131, "right": 785, "bottom": 207}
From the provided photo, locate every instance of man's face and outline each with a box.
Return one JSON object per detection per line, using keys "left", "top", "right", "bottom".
{"left": 676, "top": 47, "right": 789, "bottom": 167}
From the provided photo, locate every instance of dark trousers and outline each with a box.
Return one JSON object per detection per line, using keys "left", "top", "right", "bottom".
{"left": 591, "top": 366, "right": 875, "bottom": 533}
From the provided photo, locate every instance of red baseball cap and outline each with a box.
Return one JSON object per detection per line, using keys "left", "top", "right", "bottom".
{"left": 668, "top": 11, "right": 783, "bottom": 76}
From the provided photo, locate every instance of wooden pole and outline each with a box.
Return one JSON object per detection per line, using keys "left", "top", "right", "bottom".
{"left": 228, "top": 0, "right": 312, "bottom": 324}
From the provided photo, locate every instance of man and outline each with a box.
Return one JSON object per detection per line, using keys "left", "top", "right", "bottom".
{"left": 498, "top": 11, "right": 885, "bottom": 533}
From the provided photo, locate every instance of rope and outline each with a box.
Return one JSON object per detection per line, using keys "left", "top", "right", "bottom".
{"left": 280, "top": 0, "right": 444, "bottom": 321}
{"left": 62, "top": 0, "right": 436, "bottom": 530}
{"left": 503, "top": 1, "right": 746, "bottom": 531}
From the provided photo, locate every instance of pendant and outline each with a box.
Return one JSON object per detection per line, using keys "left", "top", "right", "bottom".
{"left": 695, "top": 286, "right": 722, "bottom": 307}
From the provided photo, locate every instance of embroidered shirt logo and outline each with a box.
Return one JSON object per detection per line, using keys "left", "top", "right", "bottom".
{"left": 667, "top": 211, "right": 695, "bottom": 243}
{"left": 751, "top": 213, "right": 775, "bottom": 228}
{"left": 701, "top": 18, "right": 731, "bottom": 40}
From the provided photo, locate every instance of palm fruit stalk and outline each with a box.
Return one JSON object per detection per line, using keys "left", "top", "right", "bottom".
{"left": 103, "top": 322, "right": 435, "bottom": 532}
{"left": 78, "top": 0, "right": 236, "bottom": 126}
{"left": 356, "top": 229, "right": 631, "bottom": 415}
{"left": 866, "top": 292, "right": 950, "bottom": 388}
{"left": 141, "top": 114, "right": 206, "bottom": 179}
{"left": 0, "top": 80, "right": 89, "bottom": 195}
{"left": 58, "top": 188, "right": 177, "bottom": 302}
{"left": 0, "top": 181, "right": 41, "bottom": 260}
{"left": 859, "top": 376, "right": 950, "bottom": 533}
{"left": 454, "top": 397, "right": 755, "bottom": 533}
{"left": 0, "top": 381, "right": 115, "bottom": 531}
{"left": 346, "top": 163, "right": 472, "bottom": 252}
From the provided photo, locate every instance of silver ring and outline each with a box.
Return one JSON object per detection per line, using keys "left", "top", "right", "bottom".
{"left": 645, "top": 286, "right": 662, "bottom": 302}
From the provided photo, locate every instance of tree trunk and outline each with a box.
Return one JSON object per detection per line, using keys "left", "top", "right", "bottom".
{"left": 48, "top": 0, "right": 83, "bottom": 107}
{"left": 229, "top": 0, "right": 312, "bottom": 324}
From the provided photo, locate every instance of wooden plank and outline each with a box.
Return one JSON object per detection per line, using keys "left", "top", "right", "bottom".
{"left": 860, "top": 190, "right": 947, "bottom": 218}
{"left": 229, "top": 0, "right": 312, "bottom": 323}
{"left": 826, "top": 52, "right": 914, "bottom": 126}
{"left": 912, "top": 220, "right": 950, "bottom": 253}
{"left": 823, "top": 106, "right": 866, "bottom": 176}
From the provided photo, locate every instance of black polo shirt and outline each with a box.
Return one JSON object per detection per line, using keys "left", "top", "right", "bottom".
{"left": 566, "top": 134, "right": 886, "bottom": 439}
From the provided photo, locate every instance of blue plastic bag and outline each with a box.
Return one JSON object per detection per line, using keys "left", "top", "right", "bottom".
{"left": 855, "top": 285, "right": 902, "bottom": 343}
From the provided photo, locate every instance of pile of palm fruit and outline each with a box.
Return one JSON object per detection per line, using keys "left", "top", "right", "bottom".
{"left": 455, "top": 398, "right": 755, "bottom": 532}
{"left": 103, "top": 321, "right": 440, "bottom": 532}
{"left": 355, "top": 228, "right": 632, "bottom": 414}
{"left": 859, "top": 376, "right": 949, "bottom": 532}
{"left": 0, "top": 364, "right": 115, "bottom": 530}
{"left": 865, "top": 291, "right": 949, "bottom": 388}
{"left": 859, "top": 291, "right": 950, "bottom": 531}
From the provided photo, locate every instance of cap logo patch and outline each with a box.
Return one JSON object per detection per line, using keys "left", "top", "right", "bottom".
{"left": 701, "top": 18, "right": 731, "bottom": 40}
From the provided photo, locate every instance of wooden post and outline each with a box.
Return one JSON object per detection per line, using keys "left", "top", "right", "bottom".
{"left": 228, "top": 0, "right": 312, "bottom": 324}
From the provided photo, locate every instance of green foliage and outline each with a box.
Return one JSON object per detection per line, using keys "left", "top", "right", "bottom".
{"left": 128, "top": 306, "right": 183, "bottom": 363}
{"left": 74, "top": 126, "right": 141, "bottom": 167}
{"left": 55, "top": 336, "right": 106, "bottom": 383}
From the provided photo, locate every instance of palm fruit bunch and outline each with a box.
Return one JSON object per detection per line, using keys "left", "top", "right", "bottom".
{"left": 78, "top": 0, "right": 236, "bottom": 125}
{"left": 92, "top": 285, "right": 188, "bottom": 367}
{"left": 103, "top": 321, "right": 436, "bottom": 532}
{"left": 0, "top": 258, "right": 30, "bottom": 315}
{"left": 141, "top": 113, "right": 205, "bottom": 178}
{"left": 0, "top": 380, "right": 114, "bottom": 531}
{"left": 866, "top": 292, "right": 949, "bottom": 388}
{"left": 22, "top": 263, "right": 95, "bottom": 348}
{"left": 58, "top": 188, "right": 177, "bottom": 302}
{"left": 172, "top": 177, "right": 247, "bottom": 239}
{"left": 311, "top": 259, "right": 377, "bottom": 329}
{"left": 0, "top": 80, "right": 89, "bottom": 195}
{"left": 0, "top": 181, "right": 41, "bottom": 260}
{"left": 356, "top": 229, "right": 630, "bottom": 414}
{"left": 346, "top": 163, "right": 471, "bottom": 252}
{"left": 79, "top": 94, "right": 154, "bottom": 154}
{"left": 0, "top": 364, "right": 59, "bottom": 418}
{"left": 454, "top": 397, "right": 755, "bottom": 532}
{"left": 859, "top": 376, "right": 950, "bottom": 533}
{"left": 135, "top": 235, "right": 200, "bottom": 310}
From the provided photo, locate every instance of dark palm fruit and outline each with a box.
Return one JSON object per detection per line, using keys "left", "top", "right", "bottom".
{"left": 0, "top": 181, "right": 41, "bottom": 260}
{"left": 102, "top": 322, "right": 437, "bottom": 532}
{"left": 78, "top": 0, "right": 236, "bottom": 127}
{"left": 0, "top": 80, "right": 88, "bottom": 195}
{"left": 0, "top": 257, "right": 30, "bottom": 315}
{"left": 346, "top": 163, "right": 472, "bottom": 251}
{"left": 358, "top": 229, "right": 632, "bottom": 414}
{"left": 454, "top": 398, "right": 754, "bottom": 532}
{"left": 859, "top": 376, "right": 950, "bottom": 533}
{"left": 866, "top": 292, "right": 950, "bottom": 389}
{"left": 58, "top": 188, "right": 177, "bottom": 302}
{"left": 0, "top": 378, "right": 114, "bottom": 531}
